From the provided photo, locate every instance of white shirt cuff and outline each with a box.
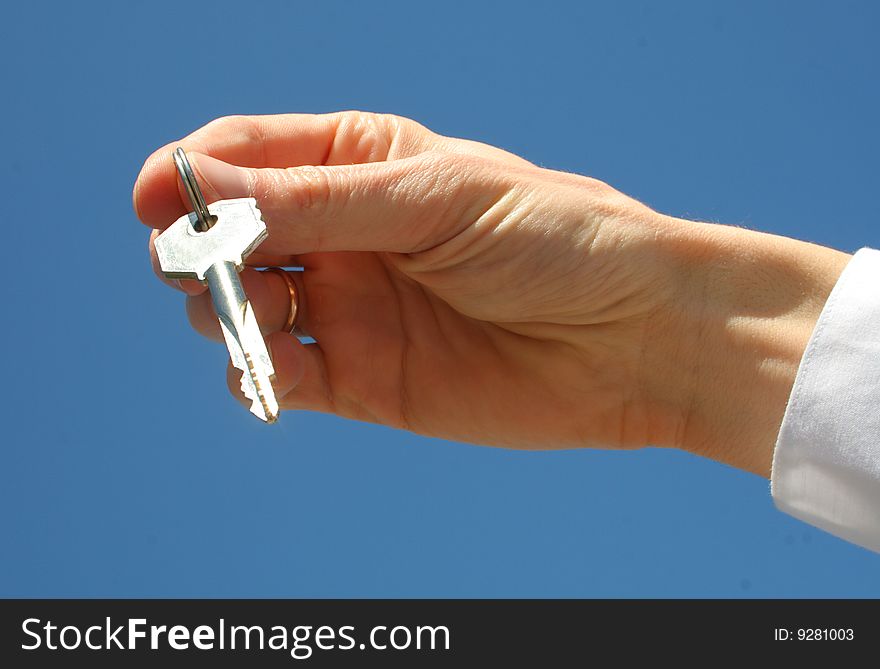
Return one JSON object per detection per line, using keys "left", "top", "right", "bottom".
{"left": 771, "top": 247, "right": 880, "bottom": 553}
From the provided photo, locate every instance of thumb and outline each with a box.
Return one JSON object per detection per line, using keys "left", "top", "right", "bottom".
{"left": 189, "top": 151, "right": 505, "bottom": 255}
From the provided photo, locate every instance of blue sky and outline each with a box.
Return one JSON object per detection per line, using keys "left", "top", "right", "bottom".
{"left": 1, "top": 0, "right": 878, "bottom": 596}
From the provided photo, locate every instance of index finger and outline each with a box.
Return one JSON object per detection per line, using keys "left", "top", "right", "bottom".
{"left": 132, "top": 112, "right": 429, "bottom": 230}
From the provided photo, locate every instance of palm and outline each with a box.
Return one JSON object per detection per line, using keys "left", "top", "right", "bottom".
{"left": 291, "top": 246, "right": 640, "bottom": 451}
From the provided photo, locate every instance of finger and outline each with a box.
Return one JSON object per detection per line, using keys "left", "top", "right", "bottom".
{"left": 186, "top": 267, "right": 308, "bottom": 342}
{"left": 149, "top": 229, "right": 206, "bottom": 296}
{"left": 276, "top": 341, "right": 333, "bottom": 414}
{"left": 245, "top": 251, "right": 303, "bottom": 268}
{"left": 133, "top": 111, "right": 432, "bottom": 230}
{"left": 187, "top": 150, "right": 512, "bottom": 256}
{"left": 226, "top": 334, "right": 331, "bottom": 414}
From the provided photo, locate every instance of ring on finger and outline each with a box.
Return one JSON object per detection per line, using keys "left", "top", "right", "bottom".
{"left": 262, "top": 267, "right": 300, "bottom": 335}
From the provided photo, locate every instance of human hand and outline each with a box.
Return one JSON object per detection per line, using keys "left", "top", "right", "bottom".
{"left": 134, "top": 111, "right": 849, "bottom": 476}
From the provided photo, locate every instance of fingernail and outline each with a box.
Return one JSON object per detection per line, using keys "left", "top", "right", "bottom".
{"left": 189, "top": 152, "right": 250, "bottom": 199}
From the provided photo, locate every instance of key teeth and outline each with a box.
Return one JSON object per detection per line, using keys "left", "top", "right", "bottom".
{"left": 238, "top": 354, "right": 279, "bottom": 424}
{"left": 218, "top": 315, "right": 279, "bottom": 424}
{"left": 237, "top": 374, "right": 278, "bottom": 423}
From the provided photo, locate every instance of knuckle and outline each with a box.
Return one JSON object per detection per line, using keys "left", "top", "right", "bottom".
{"left": 324, "top": 111, "right": 434, "bottom": 162}
{"left": 281, "top": 164, "right": 336, "bottom": 217}
{"left": 331, "top": 110, "right": 432, "bottom": 162}
{"left": 333, "top": 111, "right": 392, "bottom": 162}
{"left": 333, "top": 109, "right": 371, "bottom": 126}
{"left": 380, "top": 112, "right": 426, "bottom": 138}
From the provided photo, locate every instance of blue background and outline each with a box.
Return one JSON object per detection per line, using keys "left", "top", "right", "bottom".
{"left": 1, "top": 0, "right": 878, "bottom": 597}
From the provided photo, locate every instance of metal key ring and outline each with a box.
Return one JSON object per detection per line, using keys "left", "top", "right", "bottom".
{"left": 173, "top": 147, "right": 215, "bottom": 232}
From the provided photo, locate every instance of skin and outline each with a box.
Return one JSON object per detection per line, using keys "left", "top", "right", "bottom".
{"left": 134, "top": 111, "right": 851, "bottom": 477}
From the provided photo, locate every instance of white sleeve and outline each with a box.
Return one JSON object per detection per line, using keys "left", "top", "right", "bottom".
{"left": 771, "top": 247, "right": 880, "bottom": 553}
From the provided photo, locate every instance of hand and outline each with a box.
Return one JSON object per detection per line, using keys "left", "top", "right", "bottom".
{"left": 134, "top": 111, "right": 850, "bottom": 476}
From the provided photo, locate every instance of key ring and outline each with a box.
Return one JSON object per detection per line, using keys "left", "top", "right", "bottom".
{"left": 173, "top": 147, "right": 215, "bottom": 232}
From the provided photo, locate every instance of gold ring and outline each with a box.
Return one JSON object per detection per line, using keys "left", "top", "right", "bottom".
{"left": 262, "top": 268, "right": 299, "bottom": 334}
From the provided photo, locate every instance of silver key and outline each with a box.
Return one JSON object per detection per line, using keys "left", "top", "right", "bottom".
{"left": 154, "top": 148, "right": 279, "bottom": 423}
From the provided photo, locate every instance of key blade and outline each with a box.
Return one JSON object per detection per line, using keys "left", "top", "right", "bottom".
{"left": 206, "top": 261, "right": 279, "bottom": 424}
{"left": 217, "top": 304, "right": 279, "bottom": 423}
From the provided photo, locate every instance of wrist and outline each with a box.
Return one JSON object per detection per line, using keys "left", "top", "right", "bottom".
{"left": 661, "top": 220, "right": 850, "bottom": 476}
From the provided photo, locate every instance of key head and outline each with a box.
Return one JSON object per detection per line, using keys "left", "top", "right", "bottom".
{"left": 155, "top": 198, "right": 267, "bottom": 281}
